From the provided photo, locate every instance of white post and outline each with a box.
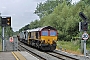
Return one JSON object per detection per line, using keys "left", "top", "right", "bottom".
{"left": 84, "top": 40, "right": 86, "bottom": 56}
{"left": 2, "top": 27, "right": 5, "bottom": 51}
{"left": 79, "top": 22, "right": 81, "bottom": 31}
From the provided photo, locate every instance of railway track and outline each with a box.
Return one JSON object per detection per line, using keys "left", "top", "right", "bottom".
{"left": 46, "top": 52, "right": 79, "bottom": 60}
{"left": 18, "top": 43, "right": 45, "bottom": 60}
{"left": 18, "top": 41, "right": 80, "bottom": 60}
{"left": 53, "top": 50, "right": 79, "bottom": 60}
{"left": 18, "top": 42, "right": 62, "bottom": 60}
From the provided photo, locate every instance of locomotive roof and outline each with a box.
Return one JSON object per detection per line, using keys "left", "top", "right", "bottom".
{"left": 26, "top": 26, "right": 56, "bottom": 32}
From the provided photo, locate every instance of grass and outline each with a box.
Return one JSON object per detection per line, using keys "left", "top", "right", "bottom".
{"left": 86, "top": 43, "right": 90, "bottom": 51}
{"left": 56, "top": 40, "right": 82, "bottom": 55}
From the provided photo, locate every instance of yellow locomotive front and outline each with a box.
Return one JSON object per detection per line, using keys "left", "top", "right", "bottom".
{"left": 41, "top": 30, "right": 57, "bottom": 44}
{"left": 39, "top": 26, "right": 58, "bottom": 51}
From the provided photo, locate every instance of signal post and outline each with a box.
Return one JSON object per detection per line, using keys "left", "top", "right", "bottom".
{"left": 1, "top": 16, "right": 11, "bottom": 51}
{"left": 79, "top": 12, "right": 89, "bottom": 56}
{"left": 82, "top": 32, "right": 89, "bottom": 56}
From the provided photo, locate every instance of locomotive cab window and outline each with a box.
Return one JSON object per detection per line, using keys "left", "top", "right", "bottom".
{"left": 36, "top": 32, "right": 39, "bottom": 39}
{"left": 29, "top": 32, "right": 31, "bottom": 38}
{"left": 41, "top": 31, "right": 48, "bottom": 36}
{"left": 50, "top": 31, "right": 56, "bottom": 36}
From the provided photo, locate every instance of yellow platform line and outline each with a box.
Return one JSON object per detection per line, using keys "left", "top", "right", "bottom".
{"left": 12, "top": 52, "right": 19, "bottom": 60}
{"left": 12, "top": 51, "right": 26, "bottom": 60}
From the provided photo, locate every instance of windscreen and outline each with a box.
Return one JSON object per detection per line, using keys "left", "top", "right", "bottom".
{"left": 41, "top": 31, "right": 48, "bottom": 36}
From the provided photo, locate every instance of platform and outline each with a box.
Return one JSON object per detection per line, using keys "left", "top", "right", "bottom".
{"left": 19, "top": 51, "right": 39, "bottom": 60}
{"left": 0, "top": 51, "right": 39, "bottom": 60}
{"left": 0, "top": 52, "right": 16, "bottom": 60}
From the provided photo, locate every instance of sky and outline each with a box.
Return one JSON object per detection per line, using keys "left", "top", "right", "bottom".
{"left": 0, "top": 0, "right": 80, "bottom": 32}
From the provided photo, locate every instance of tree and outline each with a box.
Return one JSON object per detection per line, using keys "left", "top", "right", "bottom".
{"left": 34, "top": 0, "right": 72, "bottom": 18}
{"left": 81, "top": 0, "right": 90, "bottom": 4}
{"left": 29, "top": 20, "right": 41, "bottom": 29}
{"left": 5, "top": 27, "right": 13, "bottom": 39}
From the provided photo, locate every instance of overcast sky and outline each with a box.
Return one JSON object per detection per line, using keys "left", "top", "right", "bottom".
{"left": 0, "top": 0, "right": 80, "bottom": 32}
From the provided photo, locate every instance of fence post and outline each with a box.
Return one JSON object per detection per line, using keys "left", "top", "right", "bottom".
{"left": 13, "top": 35, "right": 18, "bottom": 51}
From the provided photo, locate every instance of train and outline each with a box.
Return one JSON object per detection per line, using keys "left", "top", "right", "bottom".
{"left": 18, "top": 26, "right": 58, "bottom": 51}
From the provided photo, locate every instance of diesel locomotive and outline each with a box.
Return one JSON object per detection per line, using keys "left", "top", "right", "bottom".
{"left": 18, "top": 26, "right": 58, "bottom": 51}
